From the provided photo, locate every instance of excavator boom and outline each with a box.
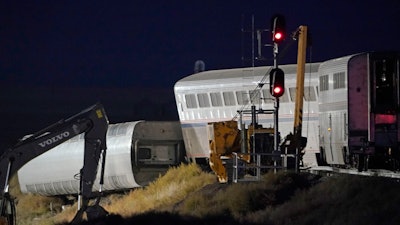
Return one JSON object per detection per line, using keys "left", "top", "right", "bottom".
{"left": 280, "top": 25, "right": 309, "bottom": 172}
{"left": 0, "top": 103, "right": 109, "bottom": 225}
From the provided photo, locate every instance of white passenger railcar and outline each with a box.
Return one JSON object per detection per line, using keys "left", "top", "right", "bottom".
{"left": 174, "top": 63, "right": 320, "bottom": 167}
{"left": 318, "top": 52, "right": 400, "bottom": 171}
{"left": 18, "top": 121, "right": 185, "bottom": 195}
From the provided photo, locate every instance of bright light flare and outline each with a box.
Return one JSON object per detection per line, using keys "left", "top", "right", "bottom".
{"left": 273, "top": 86, "right": 283, "bottom": 95}
{"left": 274, "top": 32, "right": 283, "bottom": 40}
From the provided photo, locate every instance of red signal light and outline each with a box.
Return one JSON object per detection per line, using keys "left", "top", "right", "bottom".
{"left": 271, "top": 14, "right": 286, "bottom": 44}
{"left": 274, "top": 32, "right": 283, "bottom": 41}
{"left": 273, "top": 86, "right": 283, "bottom": 95}
{"left": 269, "top": 68, "right": 285, "bottom": 98}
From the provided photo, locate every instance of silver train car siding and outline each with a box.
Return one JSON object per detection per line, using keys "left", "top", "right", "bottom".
{"left": 18, "top": 121, "right": 185, "bottom": 196}
{"left": 318, "top": 52, "right": 400, "bottom": 171}
{"left": 318, "top": 54, "right": 353, "bottom": 165}
{"left": 174, "top": 63, "right": 321, "bottom": 167}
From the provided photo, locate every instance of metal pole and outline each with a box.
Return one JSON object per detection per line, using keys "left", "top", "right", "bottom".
{"left": 3, "top": 160, "right": 12, "bottom": 194}
{"left": 274, "top": 99, "right": 279, "bottom": 153}
{"left": 273, "top": 43, "right": 278, "bottom": 67}
{"left": 274, "top": 97, "right": 279, "bottom": 173}
{"left": 252, "top": 15, "right": 255, "bottom": 67}
{"left": 240, "top": 111, "right": 246, "bottom": 154}
{"left": 273, "top": 42, "right": 280, "bottom": 173}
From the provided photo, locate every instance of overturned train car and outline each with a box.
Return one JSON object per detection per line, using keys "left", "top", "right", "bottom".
{"left": 17, "top": 121, "right": 186, "bottom": 196}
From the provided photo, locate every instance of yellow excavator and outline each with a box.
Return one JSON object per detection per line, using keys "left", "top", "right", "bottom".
{"left": 208, "top": 112, "right": 274, "bottom": 183}
{"left": 208, "top": 26, "right": 309, "bottom": 183}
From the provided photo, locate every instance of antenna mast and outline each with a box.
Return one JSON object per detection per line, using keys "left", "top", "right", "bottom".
{"left": 241, "top": 15, "right": 269, "bottom": 67}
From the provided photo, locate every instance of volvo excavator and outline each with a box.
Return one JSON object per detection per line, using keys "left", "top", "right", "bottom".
{"left": 0, "top": 103, "right": 109, "bottom": 225}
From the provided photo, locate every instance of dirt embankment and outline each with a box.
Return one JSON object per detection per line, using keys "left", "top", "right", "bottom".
{"left": 70, "top": 172, "right": 400, "bottom": 225}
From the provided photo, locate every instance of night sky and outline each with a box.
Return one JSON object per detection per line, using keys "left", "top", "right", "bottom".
{"left": 2, "top": 1, "right": 400, "bottom": 88}
{"left": 1, "top": 1, "right": 400, "bottom": 148}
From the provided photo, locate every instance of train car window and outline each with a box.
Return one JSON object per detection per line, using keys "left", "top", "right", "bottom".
{"left": 373, "top": 58, "right": 396, "bottom": 111}
{"left": 185, "top": 94, "right": 198, "bottom": 108}
{"left": 280, "top": 90, "right": 290, "bottom": 102}
{"left": 236, "top": 91, "right": 250, "bottom": 105}
{"left": 197, "top": 93, "right": 210, "bottom": 108}
{"left": 249, "top": 90, "right": 261, "bottom": 105}
{"left": 210, "top": 92, "right": 223, "bottom": 106}
{"left": 288, "top": 86, "right": 316, "bottom": 102}
{"left": 223, "top": 92, "right": 236, "bottom": 106}
{"left": 320, "top": 75, "right": 329, "bottom": 91}
{"left": 333, "top": 72, "right": 346, "bottom": 89}
{"left": 262, "top": 89, "right": 274, "bottom": 103}
{"left": 304, "top": 86, "right": 317, "bottom": 101}
{"left": 288, "top": 88, "right": 296, "bottom": 102}
{"left": 138, "top": 148, "right": 152, "bottom": 160}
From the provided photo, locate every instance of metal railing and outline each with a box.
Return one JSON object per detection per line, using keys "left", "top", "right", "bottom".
{"left": 231, "top": 152, "right": 298, "bottom": 183}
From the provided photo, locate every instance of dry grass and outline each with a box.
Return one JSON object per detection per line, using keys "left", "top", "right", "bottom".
{"left": 35, "top": 163, "right": 214, "bottom": 224}
{"left": 267, "top": 175, "right": 400, "bottom": 225}
{"left": 169, "top": 171, "right": 318, "bottom": 222}
{"left": 6, "top": 163, "right": 214, "bottom": 224}
{"left": 10, "top": 164, "right": 400, "bottom": 225}
{"left": 8, "top": 175, "right": 64, "bottom": 225}
{"left": 104, "top": 163, "right": 215, "bottom": 217}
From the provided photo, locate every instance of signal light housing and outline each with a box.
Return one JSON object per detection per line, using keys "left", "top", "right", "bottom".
{"left": 270, "top": 68, "right": 285, "bottom": 97}
{"left": 271, "top": 14, "right": 286, "bottom": 44}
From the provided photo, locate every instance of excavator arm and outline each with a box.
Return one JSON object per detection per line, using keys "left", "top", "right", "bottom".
{"left": 0, "top": 103, "right": 109, "bottom": 225}
{"left": 280, "top": 25, "right": 309, "bottom": 172}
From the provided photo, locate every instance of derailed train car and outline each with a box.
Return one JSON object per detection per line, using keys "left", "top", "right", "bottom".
{"left": 318, "top": 52, "right": 400, "bottom": 171}
{"left": 17, "top": 121, "right": 185, "bottom": 196}
{"left": 175, "top": 51, "right": 400, "bottom": 174}
{"left": 174, "top": 63, "right": 320, "bottom": 168}
{"left": 18, "top": 52, "right": 400, "bottom": 196}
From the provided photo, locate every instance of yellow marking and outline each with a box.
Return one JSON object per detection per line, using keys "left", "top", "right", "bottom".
{"left": 96, "top": 109, "right": 103, "bottom": 118}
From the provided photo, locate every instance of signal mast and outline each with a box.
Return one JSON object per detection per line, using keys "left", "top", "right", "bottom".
{"left": 270, "top": 14, "right": 286, "bottom": 162}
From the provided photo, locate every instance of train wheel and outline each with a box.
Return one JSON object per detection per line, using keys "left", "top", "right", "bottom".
{"left": 354, "top": 154, "right": 365, "bottom": 172}
{"left": 316, "top": 147, "right": 327, "bottom": 166}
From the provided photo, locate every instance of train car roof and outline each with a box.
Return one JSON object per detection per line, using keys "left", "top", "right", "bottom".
{"left": 318, "top": 53, "right": 359, "bottom": 70}
{"left": 175, "top": 63, "right": 321, "bottom": 85}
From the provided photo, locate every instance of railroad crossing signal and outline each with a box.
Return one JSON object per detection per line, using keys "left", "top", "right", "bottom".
{"left": 271, "top": 14, "right": 286, "bottom": 44}
{"left": 270, "top": 68, "right": 285, "bottom": 97}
